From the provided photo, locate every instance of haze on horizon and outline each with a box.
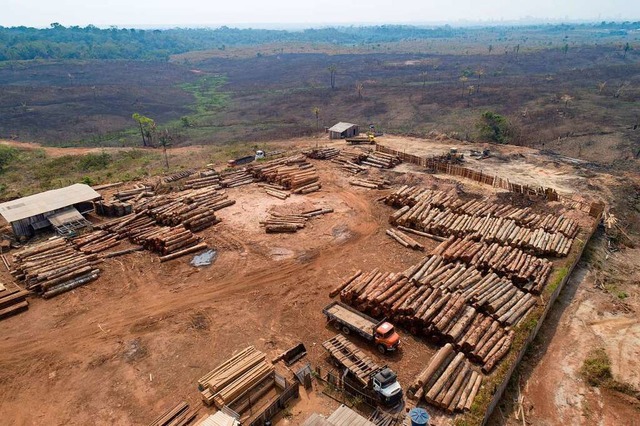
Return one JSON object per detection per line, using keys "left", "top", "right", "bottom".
{"left": 2, "top": 0, "right": 640, "bottom": 28}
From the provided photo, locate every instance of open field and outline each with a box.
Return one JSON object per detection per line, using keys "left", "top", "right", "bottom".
{"left": 0, "top": 135, "right": 639, "bottom": 425}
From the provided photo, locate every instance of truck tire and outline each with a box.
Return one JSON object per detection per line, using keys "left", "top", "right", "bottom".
{"left": 333, "top": 321, "right": 341, "bottom": 330}
{"left": 342, "top": 326, "right": 351, "bottom": 335}
{"left": 377, "top": 344, "right": 386, "bottom": 354}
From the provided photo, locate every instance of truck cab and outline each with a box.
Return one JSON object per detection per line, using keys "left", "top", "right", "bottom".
{"left": 372, "top": 367, "right": 403, "bottom": 406}
{"left": 255, "top": 150, "right": 265, "bottom": 160}
{"left": 374, "top": 322, "right": 400, "bottom": 353}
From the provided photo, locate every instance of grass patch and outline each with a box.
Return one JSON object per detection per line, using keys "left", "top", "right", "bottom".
{"left": 581, "top": 348, "right": 612, "bottom": 386}
{"left": 180, "top": 75, "right": 229, "bottom": 116}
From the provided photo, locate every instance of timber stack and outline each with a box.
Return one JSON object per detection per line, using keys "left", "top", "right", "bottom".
{"left": 198, "top": 346, "right": 274, "bottom": 409}
{"left": 183, "top": 170, "right": 221, "bottom": 189}
{"left": 361, "top": 151, "right": 401, "bottom": 169}
{"left": 259, "top": 183, "right": 290, "bottom": 200}
{"left": 220, "top": 169, "right": 255, "bottom": 188}
{"left": 11, "top": 237, "right": 101, "bottom": 298}
{"left": 304, "top": 147, "right": 340, "bottom": 160}
{"left": 331, "top": 151, "right": 368, "bottom": 174}
{"left": 148, "top": 401, "right": 197, "bottom": 426}
{"left": 130, "top": 225, "right": 206, "bottom": 260}
{"left": 94, "top": 200, "right": 133, "bottom": 217}
{"left": 385, "top": 187, "right": 576, "bottom": 257}
{"left": 0, "top": 281, "right": 30, "bottom": 321}
{"left": 386, "top": 228, "right": 424, "bottom": 251}
{"left": 261, "top": 207, "right": 333, "bottom": 233}
{"left": 349, "top": 177, "right": 390, "bottom": 189}
{"left": 162, "top": 169, "right": 197, "bottom": 184}
{"left": 408, "top": 344, "right": 483, "bottom": 413}
{"left": 434, "top": 236, "right": 552, "bottom": 293}
{"left": 249, "top": 154, "right": 321, "bottom": 194}
{"left": 114, "top": 184, "right": 154, "bottom": 202}
{"left": 72, "top": 230, "right": 121, "bottom": 254}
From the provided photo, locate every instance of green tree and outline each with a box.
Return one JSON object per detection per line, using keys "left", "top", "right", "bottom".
{"left": 132, "top": 113, "right": 155, "bottom": 147}
{"left": 623, "top": 42, "right": 632, "bottom": 59}
{"left": 562, "top": 43, "right": 569, "bottom": 55}
{"left": 476, "top": 111, "right": 511, "bottom": 143}
{"left": 312, "top": 107, "right": 320, "bottom": 130}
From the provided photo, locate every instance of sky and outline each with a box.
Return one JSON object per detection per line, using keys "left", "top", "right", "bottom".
{"left": 2, "top": 0, "right": 639, "bottom": 28}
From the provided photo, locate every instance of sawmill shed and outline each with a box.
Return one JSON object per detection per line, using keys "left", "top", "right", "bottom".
{"left": 328, "top": 122, "right": 359, "bottom": 139}
{"left": 0, "top": 184, "right": 101, "bottom": 239}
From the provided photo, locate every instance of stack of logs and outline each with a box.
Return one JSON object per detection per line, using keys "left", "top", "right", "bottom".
{"left": 114, "top": 184, "right": 154, "bottom": 202}
{"left": 183, "top": 170, "right": 221, "bottom": 190}
{"left": 304, "top": 147, "right": 340, "bottom": 160}
{"left": 198, "top": 346, "right": 274, "bottom": 409}
{"left": 261, "top": 208, "right": 333, "bottom": 233}
{"left": 386, "top": 228, "right": 424, "bottom": 251}
{"left": 130, "top": 225, "right": 207, "bottom": 262}
{"left": 349, "top": 177, "right": 390, "bottom": 189}
{"left": 162, "top": 169, "right": 196, "bottom": 184}
{"left": 331, "top": 255, "right": 524, "bottom": 372}
{"left": 361, "top": 151, "right": 401, "bottom": 169}
{"left": 434, "top": 236, "right": 552, "bottom": 292}
{"left": 409, "top": 344, "right": 483, "bottom": 413}
{"left": 259, "top": 183, "right": 290, "bottom": 200}
{"left": 72, "top": 230, "right": 120, "bottom": 254}
{"left": 11, "top": 237, "right": 101, "bottom": 298}
{"left": 94, "top": 200, "right": 133, "bottom": 217}
{"left": 385, "top": 187, "right": 576, "bottom": 257}
{"left": 220, "top": 169, "right": 255, "bottom": 188}
{"left": 249, "top": 155, "right": 320, "bottom": 194}
{"left": 147, "top": 401, "right": 197, "bottom": 426}
{"left": 331, "top": 151, "right": 368, "bottom": 174}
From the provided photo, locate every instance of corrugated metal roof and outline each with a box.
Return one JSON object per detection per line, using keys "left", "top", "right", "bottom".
{"left": 328, "top": 122, "right": 357, "bottom": 133}
{"left": 0, "top": 184, "right": 101, "bottom": 223}
{"left": 47, "top": 207, "right": 84, "bottom": 227}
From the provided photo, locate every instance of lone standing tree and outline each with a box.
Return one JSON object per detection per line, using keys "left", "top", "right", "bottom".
{"left": 328, "top": 65, "right": 337, "bottom": 89}
{"left": 158, "top": 129, "right": 173, "bottom": 168}
{"left": 132, "top": 113, "right": 155, "bottom": 147}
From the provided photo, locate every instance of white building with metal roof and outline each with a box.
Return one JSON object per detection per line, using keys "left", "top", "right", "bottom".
{"left": 328, "top": 122, "right": 359, "bottom": 139}
{"left": 0, "top": 183, "right": 101, "bottom": 239}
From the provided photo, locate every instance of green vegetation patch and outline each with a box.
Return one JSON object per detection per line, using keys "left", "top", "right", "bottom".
{"left": 180, "top": 76, "right": 229, "bottom": 116}
{"left": 581, "top": 348, "right": 612, "bottom": 386}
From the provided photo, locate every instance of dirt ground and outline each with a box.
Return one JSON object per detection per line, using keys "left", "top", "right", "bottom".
{"left": 0, "top": 135, "right": 638, "bottom": 425}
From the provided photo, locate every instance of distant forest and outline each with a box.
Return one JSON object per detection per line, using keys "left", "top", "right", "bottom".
{"left": 0, "top": 21, "right": 638, "bottom": 61}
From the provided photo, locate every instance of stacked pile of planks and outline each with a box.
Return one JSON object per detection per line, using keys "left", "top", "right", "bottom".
{"left": 385, "top": 228, "right": 424, "bottom": 251}
{"left": 131, "top": 225, "right": 207, "bottom": 262}
{"left": 11, "top": 237, "right": 101, "bottom": 298}
{"left": 304, "top": 147, "right": 340, "bottom": 159}
{"left": 147, "top": 401, "right": 197, "bottom": 426}
{"left": 249, "top": 155, "right": 321, "bottom": 194}
{"left": 361, "top": 151, "right": 401, "bottom": 169}
{"left": 94, "top": 200, "right": 133, "bottom": 217}
{"left": 162, "top": 169, "right": 197, "bottom": 184}
{"left": 434, "top": 236, "right": 552, "bottom": 292}
{"left": 72, "top": 230, "right": 120, "bottom": 254}
{"left": 331, "top": 151, "right": 368, "bottom": 174}
{"left": 220, "top": 169, "right": 255, "bottom": 188}
{"left": 198, "top": 346, "right": 274, "bottom": 409}
{"left": 349, "top": 177, "right": 390, "bottom": 189}
{"left": 409, "top": 344, "right": 483, "bottom": 412}
{"left": 183, "top": 170, "right": 221, "bottom": 190}
{"left": 0, "top": 281, "right": 30, "bottom": 320}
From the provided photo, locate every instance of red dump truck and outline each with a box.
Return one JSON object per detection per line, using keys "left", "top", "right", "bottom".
{"left": 322, "top": 301, "right": 400, "bottom": 354}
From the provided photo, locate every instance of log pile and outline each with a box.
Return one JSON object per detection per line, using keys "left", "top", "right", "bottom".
{"left": 72, "top": 230, "right": 120, "bottom": 254}
{"left": 183, "top": 172, "right": 221, "bottom": 190}
{"left": 11, "top": 237, "right": 101, "bottom": 298}
{"left": 198, "top": 346, "right": 274, "bottom": 409}
{"left": 248, "top": 155, "right": 320, "bottom": 193}
{"left": 261, "top": 208, "right": 332, "bottom": 233}
{"left": 0, "top": 281, "right": 29, "bottom": 321}
{"left": 322, "top": 334, "right": 380, "bottom": 386}
{"left": 434, "top": 236, "right": 552, "bottom": 292}
{"left": 331, "top": 151, "right": 368, "bottom": 174}
{"left": 162, "top": 169, "right": 197, "bottom": 184}
{"left": 361, "top": 151, "right": 401, "bottom": 169}
{"left": 385, "top": 229, "right": 424, "bottom": 251}
{"left": 130, "top": 225, "right": 205, "bottom": 259}
{"left": 349, "top": 177, "right": 390, "bottom": 190}
{"left": 409, "top": 344, "right": 483, "bottom": 412}
{"left": 114, "top": 184, "right": 154, "bottom": 201}
{"left": 148, "top": 401, "right": 197, "bottom": 426}
{"left": 220, "top": 169, "right": 255, "bottom": 188}
{"left": 304, "top": 147, "right": 340, "bottom": 159}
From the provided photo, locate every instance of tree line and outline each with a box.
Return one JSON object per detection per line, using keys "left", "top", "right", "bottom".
{"left": 0, "top": 22, "right": 638, "bottom": 61}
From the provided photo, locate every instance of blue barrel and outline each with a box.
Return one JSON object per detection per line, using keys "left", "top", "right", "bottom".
{"left": 408, "top": 407, "right": 430, "bottom": 426}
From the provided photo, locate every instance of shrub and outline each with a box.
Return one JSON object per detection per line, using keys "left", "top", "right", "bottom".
{"left": 0, "top": 145, "right": 18, "bottom": 173}
{"left": 581, "top": 348, "right": 612, "bottom": 386}
{"left": 476, "top": 111, "right": 511, "bottom": 143}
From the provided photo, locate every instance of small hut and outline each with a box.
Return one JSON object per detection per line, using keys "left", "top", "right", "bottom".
{"left": 328, "top": 122, "right": 359, "bottom": 139}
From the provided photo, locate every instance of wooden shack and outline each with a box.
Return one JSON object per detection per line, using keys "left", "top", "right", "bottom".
{"left": 0, "top": 183, "right": 101, "bottom": 239}
{"left": 328, "top": 122, "right": 359, "bottom": 139}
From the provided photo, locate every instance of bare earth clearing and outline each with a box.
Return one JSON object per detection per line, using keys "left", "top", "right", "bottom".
{"left": 0, "top": 135, "right": 638, "bottom": 425}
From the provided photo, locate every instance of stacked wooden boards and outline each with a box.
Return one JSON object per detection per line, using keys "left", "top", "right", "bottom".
{"left": 147, "top": 401, "right": 197, "bottom": 426}
{"left": 322, "top": 334, "right": 379, "bottom": 387}
{"left": 0, "top": 281, "right": 29, "bottom": 320}
{"left": 198, "top": 346, "right": 274, "bottom": 409}
{"left": 10, "top": 237, "right": 101, "bottom": 299}
{"left": 409, "top": 344, "right": 483, "bottom": 413}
